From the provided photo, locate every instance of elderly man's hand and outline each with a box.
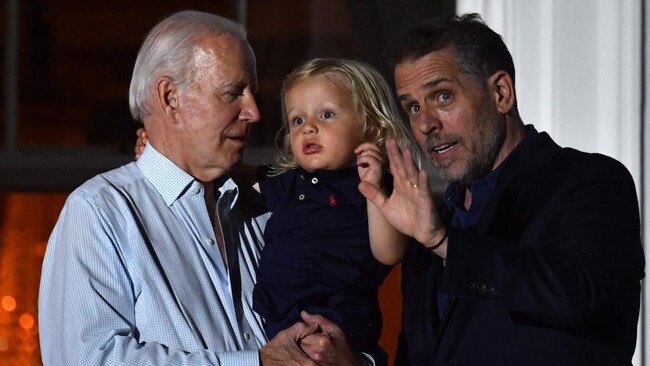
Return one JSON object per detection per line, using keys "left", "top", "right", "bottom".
{"left": 299, "top": 311, "right": 367, "bottom": 366}
{"left": 260, "top": 319, "right": 320, "bottom": 366}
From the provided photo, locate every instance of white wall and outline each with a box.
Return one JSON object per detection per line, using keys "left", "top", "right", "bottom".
{"left": 457, "top": 1, "right": 645, "bottom": 364}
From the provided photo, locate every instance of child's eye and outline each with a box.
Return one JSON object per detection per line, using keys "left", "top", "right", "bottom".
{"left": 322, "top": 111, "right": 335, "bottom": 119}
{"left": 292, "top": 116, "right": 305, "bottom": 126}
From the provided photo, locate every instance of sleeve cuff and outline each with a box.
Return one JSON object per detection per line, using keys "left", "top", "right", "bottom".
{"left": 361, "top": 352, "right": 375, "bottom": 366}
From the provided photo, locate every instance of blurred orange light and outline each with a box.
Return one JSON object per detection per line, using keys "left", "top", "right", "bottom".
{"left": 0, "top": 313, "right": 10, "bottom": 325}
{"left": 1, "top": 297, "right": 16, "bottom": 312}
{"left": 0, "top": 337, "right": 8, "bottom": 352}
{"left": 19, "top": 314, "right": 34, "bottom": 330}
{"left": 16, "top": 328, "right": 30, "bottom": 341}
{"left": 23, "top": 338, "right": 38, "bottom": 352}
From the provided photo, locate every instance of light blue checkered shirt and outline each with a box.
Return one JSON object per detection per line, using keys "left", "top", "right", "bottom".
{"left": 39, "top": 144, "right": 271, "bottom": 365}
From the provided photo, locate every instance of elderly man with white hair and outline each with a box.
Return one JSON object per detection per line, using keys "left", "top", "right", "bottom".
{"left": 39, "top": 10, "right": 366, "bottom": 366}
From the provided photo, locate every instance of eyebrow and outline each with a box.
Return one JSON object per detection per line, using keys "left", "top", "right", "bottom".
{"left": 223, "top": 81, "right": 246, "bottom": 90}
{"left": 397, "top": 76, "right": 455, "bottom": 102}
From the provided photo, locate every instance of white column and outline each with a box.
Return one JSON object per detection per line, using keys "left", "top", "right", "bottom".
{"left": 457, "top": 1, "right": 644, "bottom": 364}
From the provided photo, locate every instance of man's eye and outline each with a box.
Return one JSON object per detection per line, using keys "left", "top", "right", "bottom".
{"left": 408, "top": 104, "right": 420, "bottom": 114}
{"left": 438, "top": 92, "right": 452, "bottom": 103}
{"left": 223, "top": 91, "right": 242, "bottom": 101}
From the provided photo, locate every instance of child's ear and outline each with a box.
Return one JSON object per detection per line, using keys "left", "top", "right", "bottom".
{"left": 367, "top": 125, "right": 382, "bottom": 143}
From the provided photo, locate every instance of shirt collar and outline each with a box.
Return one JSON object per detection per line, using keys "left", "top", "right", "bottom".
{"left": 136, "top": 144, "right": 196, "bottom": 206}
{"left": 137, "top": 144, "right": 240, "bottom": 207}
{"left": 444, "top": 165, "right": 503, "bottom": 210}
{"left": 444, "top": 125, "right": 538, "bottom": 209}
{"left": 297, "top": 166, "right": 358, "bottom": 183}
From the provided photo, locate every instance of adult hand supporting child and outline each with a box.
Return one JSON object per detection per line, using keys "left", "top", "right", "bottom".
{"left": 298, "top": 311, "right": 367, "bottom": 366}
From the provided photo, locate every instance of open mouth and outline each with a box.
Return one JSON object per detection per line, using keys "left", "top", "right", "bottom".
{"left": 303, "top": 142, "right": 322, "bottom": 154}
{"left": 431, "top": 142, "right": 457, "bottom": 154}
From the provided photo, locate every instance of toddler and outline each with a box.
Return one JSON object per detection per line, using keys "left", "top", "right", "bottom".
{"left": 250, "top": 58, "right": 418, "bottom": 364}
{"left": 135, "top": 58, "right": 418, "bottom": 364}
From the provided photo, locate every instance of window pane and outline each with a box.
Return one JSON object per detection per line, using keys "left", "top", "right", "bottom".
{"left": 10, "top": 1, "right": 453, "bottom": 153}
{"left": 15, "top": 2, "right": 232, "bottom": 151}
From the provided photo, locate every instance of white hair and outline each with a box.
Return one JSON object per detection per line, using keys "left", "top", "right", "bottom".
{"left": 128, "top": 10, "right": 248, "bottom": 121}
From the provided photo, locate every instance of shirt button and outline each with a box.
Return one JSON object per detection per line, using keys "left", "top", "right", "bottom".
{"left": 311, "top": 177, "right": 318, "bottom": 184}
{"left": 244, "top": 332, "right": 251, "bottom": 341}
{"left": 193, "top": 187, "right": 201, "bottom": 194}
{"left": 205, "top": 238, "right": 214, "bottom": 245}
{"left": 298, "top": 194, "right": 305, "bottom": 200}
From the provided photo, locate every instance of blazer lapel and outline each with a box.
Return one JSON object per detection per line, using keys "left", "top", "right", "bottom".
{"left": 436, "top": 129, "right": 560, "bottom": 342}
{"left": 478, "top": 130, "right": 560, "bottom": 235}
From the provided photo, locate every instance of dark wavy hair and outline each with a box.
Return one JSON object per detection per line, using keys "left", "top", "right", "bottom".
{"left": 385, "top": 13, "right": 515, "bottom": 86}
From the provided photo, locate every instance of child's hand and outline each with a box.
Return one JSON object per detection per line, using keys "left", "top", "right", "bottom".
{"left": 355, "top": 142, "right": 385, "bottom": 190}
{"left": 134, "top": 127, "right": 148, "bottom": 160}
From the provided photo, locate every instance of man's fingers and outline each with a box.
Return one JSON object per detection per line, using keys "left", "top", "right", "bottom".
{"left": 386, "top": 138, "right": 411, "bottom": 186}
{"left": 358, "top": 181, "right": 386, "bottom": 205}
{"left": 300, "top": 333, "right": 334, "bottom": 361}
{"left": 286, "top": 320, "right": 320, "bottom": 341}
{"left": 417, "top": 170, "right": 430, "bottom": 197}
{"left": 402, "top": 148, "right": 420, "bottom": 184}
{"left": 261, "top": 321, "right": 322, "bottom": 366}
{"left": 301, "top": 311, "right": 343, "bottom": 336}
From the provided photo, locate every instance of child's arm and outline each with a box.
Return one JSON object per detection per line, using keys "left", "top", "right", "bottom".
{"left": 355, "top": 142, "right": 408, "bottom": 265}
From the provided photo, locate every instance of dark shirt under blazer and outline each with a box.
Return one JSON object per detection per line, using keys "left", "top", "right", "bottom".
{"left": 396, "top": 127, "right": 644, "bottom": 366}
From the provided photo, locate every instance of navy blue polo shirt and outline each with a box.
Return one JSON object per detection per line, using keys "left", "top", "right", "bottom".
{"left": 252, "top": 166, "right": 390, "bottom": 358}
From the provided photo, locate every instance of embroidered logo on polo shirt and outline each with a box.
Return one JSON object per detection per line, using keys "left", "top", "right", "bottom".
{"left": 328, "top": 194, "right": 336, "bottom": 207}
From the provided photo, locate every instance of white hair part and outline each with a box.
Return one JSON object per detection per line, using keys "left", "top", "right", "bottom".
{"left": 128, "top": 10, "right": 248, "bottom": 121}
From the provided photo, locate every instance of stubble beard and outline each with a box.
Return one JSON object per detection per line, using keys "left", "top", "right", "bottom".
{"left": 426, "top": 102, "right": 505, "bottom": 186}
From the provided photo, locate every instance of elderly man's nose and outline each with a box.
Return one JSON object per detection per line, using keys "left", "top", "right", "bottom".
{"left": 241, "top": 96, "right": 261, "bottom": 123}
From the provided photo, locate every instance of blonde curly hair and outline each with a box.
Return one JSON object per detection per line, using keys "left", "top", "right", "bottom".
{"left": 272, "top": 58, "right": 420, "bottom": 175}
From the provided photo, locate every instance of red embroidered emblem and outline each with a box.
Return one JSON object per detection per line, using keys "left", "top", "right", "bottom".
{"left": 328, "top": 194, "right": 336, "bottom": 207}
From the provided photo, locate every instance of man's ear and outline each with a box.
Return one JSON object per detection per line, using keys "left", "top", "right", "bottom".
{"left": 488, "top": 71, "right": 515, "bottom": 114}
{"left": 155, "top": 77, "right": 179, "bottom": 117}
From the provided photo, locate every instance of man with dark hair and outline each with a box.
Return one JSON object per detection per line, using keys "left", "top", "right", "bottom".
{"left": 361, "top": 13, "right": 644, "bottom": 365}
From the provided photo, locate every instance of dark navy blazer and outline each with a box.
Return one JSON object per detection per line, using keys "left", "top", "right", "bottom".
{"left": 396, "top": 128, "right": 644, "bottom": 366}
